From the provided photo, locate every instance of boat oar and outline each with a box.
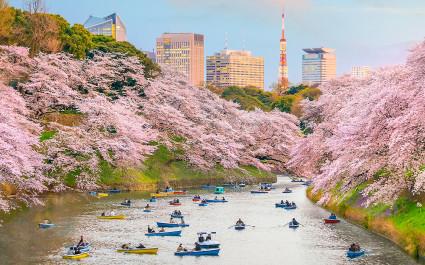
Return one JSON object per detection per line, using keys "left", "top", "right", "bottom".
{"left": 227, "top": 225, "right": 235, "bottom": 229}
{"left": 282, "top": 222, "right": 290, "bottom": 226}
{"left": 245, "top": 224, "right": 255, "bottom": 228}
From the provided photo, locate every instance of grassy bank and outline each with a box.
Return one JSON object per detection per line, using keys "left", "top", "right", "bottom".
{"left": 307, "top": 185, "right": 425, "bottom": 260}
{"left": 97, "top": 144, "right": 276, "bottom": 191}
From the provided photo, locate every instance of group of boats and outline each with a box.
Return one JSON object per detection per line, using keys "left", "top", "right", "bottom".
{"left": 39, "top": 181, "right": 366, "bottom": 260}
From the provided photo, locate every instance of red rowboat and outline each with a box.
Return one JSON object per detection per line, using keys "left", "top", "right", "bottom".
{"left": 172, "top": 191, "right": 187, "bottom": 195}
{"left": 324, "top": 218, "right": 341, "bottom": 224}
{"left": 169, "top": 202, "right": 182, "bottom": 206}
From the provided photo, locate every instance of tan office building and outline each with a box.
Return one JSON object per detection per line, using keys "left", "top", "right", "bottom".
{"left": 302, "top": 48, "right": 336, "bottom": 86}
{"left": 206, "top": 50, "right": 264, "bottom": 89}
{"left": 156, "top": 33, "right": 204, "bottom": 87}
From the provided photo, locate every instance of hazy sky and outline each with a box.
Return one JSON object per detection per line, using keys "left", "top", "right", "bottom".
{"left": 9, "top": 0, "right": 425, "bottom": 89}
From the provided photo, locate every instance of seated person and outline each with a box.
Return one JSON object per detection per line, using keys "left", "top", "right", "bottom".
{"left": 291, "top": 218, "right": 299, "bottom": 225}
{"left": 121, "top": 243, "right": 130, "bottom": 249}
{"left": 159, "top": 227, "right": 166, "bottom": 232}
{"left": 206, "top": 234, "right": 212, "bottom": 241}
{"left": 147, "top": 226, "right": 155, "bottom": 233}
{"left": 177, "top": 244, "right": 185, "bottom": 252}
{"left": 198, "top": 235, "right": 204, "bottom": 242}
{"left": 136, "top": 243, "right": 145, "bottom": 249}
{"left": 194, "top": 242, "right": 201, "bottom": 251}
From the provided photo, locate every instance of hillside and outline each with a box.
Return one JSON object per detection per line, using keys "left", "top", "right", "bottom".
{"left": 0, "top": 46, "right": 300, "bottom": 212}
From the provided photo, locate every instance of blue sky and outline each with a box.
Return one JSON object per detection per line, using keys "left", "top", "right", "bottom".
{"left": 9, "top": 0, "right": 425, "bottom": 89}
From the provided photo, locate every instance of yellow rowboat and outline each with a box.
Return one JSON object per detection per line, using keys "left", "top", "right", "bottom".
{"left": 116, "top": 248, "right": 158, "bottom": 254}
{"left": 150, "top": 192, "right": 169, "bottom": 198}
{"left": 62, "top": 252, "right": 89, "bottom": 259}
{"left": 97, "top": 193, "right": 109, "bottom": 198}
{"left": 97, "top": 215, "right": 126, "bottom": 220}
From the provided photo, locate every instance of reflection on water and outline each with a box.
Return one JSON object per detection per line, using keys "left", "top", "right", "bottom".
{"left": 0, "top": 177, "right": 420, "bottom": 265}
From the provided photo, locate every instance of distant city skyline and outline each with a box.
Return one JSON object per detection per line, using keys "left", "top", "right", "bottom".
{"left": 8, "top": 0, "right": 425, "bottom": 89}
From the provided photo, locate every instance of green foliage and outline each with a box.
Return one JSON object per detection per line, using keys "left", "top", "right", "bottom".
{"left": 272, "top": 95, "right": 295, "bottom": 113}
{"left": 62, "top": 24, "right": 93, "bottom": 59}
{"left": 64, "top": 168, "right": 80, "bottom": 187}
{"left": 39, "top": 130, "right": 56, "bottom": 142}
{"left": 221, "top": 86, "right": 271, "bottom": 111}
{"left": 392, "top": 197, "right": 425, "bottom": 232}
{"left": 92, "top": 35, "right": 160, "bottom": 78}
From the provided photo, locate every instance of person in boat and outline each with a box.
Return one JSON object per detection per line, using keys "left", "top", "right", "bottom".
{"left": 285, "top": 200, "right": 290, "bottom": 206}
{"left": 291, "top": 202, "right": 296, "bottom": 206}
{"left": 145, "top": 204, "right": 150, "bottom": 209}
{"left": 181, "top": 217, "right": 185, "bottom": 224}
{"left": 198, "top": 234, "right": 205, "bottom": 242}
{"left": 194, "top": 242, "right": 201, "bottom": 251}
{"left": 236, "top": 218, "right": 245, "bottom": 226}
{"left": 159, "top": 227, "right": 166, "bottom": 232}
{"left": 201, "top": 199, "right": 207, "bottom": 203}
{"left": 110, "top": 210, "right": 116, "bottom": 216}
{"left": 136, "top": 243, "right": 146, "bottom": 249}
{"left": 76, "top": 236, "right": 84, "bottom": 248}
{"left": 214, "top": 196, "right": 218, "bottom": 200}
{"left": 43, "top": 219, "right": 50, "bottom": 224}
{"left": 329, "top": 213, "right": 337, "bottom": 220}
{"left": 177, "top": 244, "right": 187, "bottom": 252}
{"left": 170, "top": 217, "right": 175, "bottom": 223}
{"left": 349, "top": 243, "right": 361, "bottom": 252}
{"left": 121, "top": 243, "right": 130, "bottom": 249}
{"left": 291, "top": 218, "right": 299, "bottom": 225}
{"left": 127, "top": 199, "right": 131, "bottom": 204}
{"left": 280, "top": 200, "right": 284, "bottom": 204}
{"left": 147, "top": 225, "right": 155, "bottom": 233}
{"left": 101, "top": 212, "right": 105, "bottom": 216}
{"left": 222, "top": 197, "right": 226, "bottom": 201}
{"left": 206, "top": 233, "right": 212, "bottom": 241}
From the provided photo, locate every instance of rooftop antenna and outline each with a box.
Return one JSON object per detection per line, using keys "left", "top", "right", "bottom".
{"left": 224, "top": 32, "right": 228, "bottom": 50}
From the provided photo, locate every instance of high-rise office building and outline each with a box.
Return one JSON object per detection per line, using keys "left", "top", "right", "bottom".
{"left": 206, "top": 50, "right": 264, "bottom": 89}
{"left": 156, "top": 33, "right": 204, "bottom": 87}
{"left": 351, "top": 66, "right": 371, "bottom": 79}
{"left": 302, "top": 48, "right": 336, "bottom": 85}
{"left": 278, "top": 13, "right": 289, "bottom": 90}
{"left": 83, "top": 13, "right": 127, "bottom": 42}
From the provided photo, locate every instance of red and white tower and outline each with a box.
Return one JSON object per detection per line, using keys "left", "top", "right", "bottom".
{"left": 279, "top": 12, "right": 289, "bottom": 90}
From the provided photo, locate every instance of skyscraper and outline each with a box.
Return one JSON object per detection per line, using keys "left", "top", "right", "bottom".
{"left": 83, "top": 13, "right": 127, "bottom": 42}
{"left": 206, "top": 50, "right": 264, "bottom": 89}
{"left": 302, "top": 48, "right": 336, "bottom": 86}
{"left": 278, "top": 13, "right": 289, "bottom": 90}
{"left": 351, "top": 66, "right": 371, "bottom": 79}
{"left": 156, "top": 33, "right": 204, "bottom": 87}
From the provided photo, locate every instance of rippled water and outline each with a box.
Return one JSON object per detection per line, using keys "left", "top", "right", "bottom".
{"left": 0, "top": 176, "right": 420, "bottom": 265}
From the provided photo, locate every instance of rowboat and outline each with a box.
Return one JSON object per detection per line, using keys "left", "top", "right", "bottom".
{"left": 143, "top": 209, "right": 152, "bottom": 213}
{"left": 169, "top": 202, "right": 181, "bottom": 206}
{"left": 62, "top": 252, "right": 89, "bottom": 260}
{"left": 68, "top": 243, "right": 91, "bottom": 253}
{"left": 150, "top": 192, "right": 169, "bottom": 198}
{"left": 346, "top": 249, "right": 365, "bottom": 259}
{"left": 289, "top": 222, "right": 299, "bottom": 228}
{"left": 175, "top": 248, "right": 220, "bottom": 256}
{"left": 214, "top": 187, "right": 225, "bottom": 194}
{"left": 291, "top": 179, "right": 304, "bottom": 183}
{"left": 149, "top": 198, "right": 157, "bottom": 202}
{"left": 97, "top": 215, "right": 126, "bottom": 220}
{"left": 250, "top": 190, "right": 269, "bottom": 194}
{"left": 324, "top": 218, "right": 340, "bottom": 224}
{"left": 198, "top": 240, "right": 220, "bottom": 249}
{"left": 172, "top": 190, "right": 187, "bottom": 195}
{"left": 235, "top": 224, "right": 245, "bottom": 230}
{"left": 198, "top": 202, "right": 208, "bottom": 206}
{"left": 108, "top": 189, "right": 121, "bottom": 193}
{"left": 39, "top": 223, "right": 55, "bottom": 229}
{"left": 157, "top": 222, "right": 189, "bottom": 228}
{"left": 116, "top": 247, "right": 158, "bottom": 254}
{"left": 283, "top": 205, "right": 297, "bottom": 210}
{"left": 97, "top": 193, "right": 109, "bottom": 198}
{"left": 238, "top": 183, "right": 246, "bottom": 187}
{"left": 171, "top": 214, "right": 184, "bottom": 219}
{"left": 145, "top": 230, "right": 182, "bottom": 237}
{"left": 282, "top": 189, "right": 293, "bottom": 193}
{"left": 120, "top": 202, "right": 131, "bottom": 207}
{"left": 205, "top": 199, "right": 228, "bottom": 203}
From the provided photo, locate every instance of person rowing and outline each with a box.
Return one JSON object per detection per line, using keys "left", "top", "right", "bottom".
{"left": 214, "top": 196, "right": 218, "bottom": 200}
{"left": 285, "top": 200, "right": 290, "bottom": 205}
{"left": 198, "top": 234, "right": 205, "bottom": 242}
{"left": 159, "top": 227, "right": 165, "bottom": 232}
{"left": 76, "top": 236, "right": 85, "bottom": 248}
{"left": 145, "top": 204, "right": 151, "bottom": 209}
{"left": 349, "top": 243, "right": 361, "bottom": 252}
{"left": 236, "top": 218, "right": 245, "bottom": 226}
{"left": 222, "top": 197, "right": 226, "bottom": 201}
{"left": 201, "top": 199, "right": 207, "bottom": 203}
{"left": 206, "top": 233, "right": 212, "bottom": 241}
{"left": 177, "top": 243, "right": 187, "bottom": 252}
{"left": 291, "top": 218, "right": 299, "bottom": 225}
{"left": 280, "top": 200, "right": 284, "bottom": 204}
{"left": 329, "top": 213, "right": 337, "bottom": 220}
{"left": 121, "top": 243, "right": 130, "bottom": 249}
{"left": 136, "top": 243, "right": 146, "bottom": 249}
{"left": 147, "top": 225, "right": 155, "bottom": 233}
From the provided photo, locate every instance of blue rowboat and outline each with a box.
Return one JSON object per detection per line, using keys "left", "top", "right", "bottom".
{"left": 205, "top": 199, "right": 228, "bottom": 203}
{"left": 346, "top": 249, "right": 365, "bottom": 259}
{"left": 283, "top": 205, "right": 297, "bottom": 210}
{"left": 88, "top": 191, "right": 97, "bottom": 196}
{"left": 39, "top": 223, "right": 55, "bottom": 229}
{"left": 175, "top": 248, "right": 220, "bottom": 256}
{"left": 282, "top": 189, "right": 293, "bottom": 193}
{"left": 171, "top": 214, "right": 184, "bottom": 219}
{"left": 250, "top": 190, "right": 268, "bottom": 194}
{"left": 275, "top": 203, "right": 287, "bottom": 208}
{"left": 143, "top": 209, "right": 152, "bottom": 212}
{"left": 68, "top": 243, "right": 91, "bottom": 253}
{"left": 149, "top": 198, "right": 157, "bottom": 202}
{"left": 120, "top": 202, "right": 131, "bottom": 207}
{"left": 145, "top": 230, "right": 182, "bottom": 237}
{"left": 156, "top": 222, "right": 189, "bottom": 228}
{"left": 108, "top": 189, "right": 121, "bottom": 193}
{"left": 235, "top": 224, "right": 245, "bottom": 230}
{"left": 289, "top": 222, "right": 299, "bottom": 228}
{"left": 198, "top": 203, "right": 208, "bottom": 206}
{"left": 214, "top": 187, "right": 225, "bottom": 194}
